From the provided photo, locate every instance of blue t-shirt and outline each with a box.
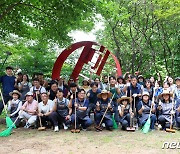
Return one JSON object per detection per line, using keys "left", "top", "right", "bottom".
{"left": 0, "top": 75, "right": 15, "bottom": 96}
{"left": 88, "top": 88, "right": 101, "bottom": 104}
{"left": 127, "top": 83, "right": 142, "bottom": 96}
{"left": 127, "top": 83, "right": 142, "bottom": 103}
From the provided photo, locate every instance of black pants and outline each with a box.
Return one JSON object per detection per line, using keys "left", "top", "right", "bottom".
{"left": 0, "top": 94, "right": 12, "bottom": 115}
{"left": 120, "top": 114, "right": 130, "bottom": 130}
{"left": 158, "top": 116, "right": 174, "bottom": 129}
{"left": 38, "top": 116, "right": 52, "bottom": 127}
{"left": 49, "top": 112, "right": 71, "bottom": 127}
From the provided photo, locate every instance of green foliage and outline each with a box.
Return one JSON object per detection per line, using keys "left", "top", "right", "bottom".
{"left": 0, "top": 41, "right": 56, "bottom": 78}
{"left": 0, "top": 0, "right": 96, "bottom": 47}
{"left": 95, "top": 0, "right": 180, "bottom": 78}
{"left": 0, "top": 0, "right": 179, "bottom": 81}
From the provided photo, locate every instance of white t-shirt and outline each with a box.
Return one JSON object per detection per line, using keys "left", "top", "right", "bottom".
{"left": 38, "top": 100, "right": 54, "bottom": 114}
{"left": 30, "top": 86, "right": 46, "bottom": 94}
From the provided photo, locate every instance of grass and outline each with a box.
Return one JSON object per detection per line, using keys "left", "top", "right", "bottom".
{"left": 0, "top": 125, "right": 179, "bottom": 154}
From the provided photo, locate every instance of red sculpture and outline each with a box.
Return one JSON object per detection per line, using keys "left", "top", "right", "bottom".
{"left": 52, "top": 41, "right": 122, "bottom": 81}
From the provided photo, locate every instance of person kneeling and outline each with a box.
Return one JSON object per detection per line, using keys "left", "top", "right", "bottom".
{"left": 20, "top": 92, "right": 38, "bottom": 128}
{"left": 69, "top": 89, "right": 92, "bottom": 131}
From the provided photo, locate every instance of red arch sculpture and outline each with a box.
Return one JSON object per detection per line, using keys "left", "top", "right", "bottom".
{"left": 52, "top": 41, "right": 122, "bottom": 81}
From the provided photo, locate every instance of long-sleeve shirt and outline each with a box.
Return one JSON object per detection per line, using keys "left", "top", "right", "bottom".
{"left": 8, "top": 99, "right": 22, "bottom": 117}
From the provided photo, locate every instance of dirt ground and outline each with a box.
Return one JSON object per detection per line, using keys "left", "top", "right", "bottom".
{"left": 0, "top": 123, "right": 179, "bottom": 154}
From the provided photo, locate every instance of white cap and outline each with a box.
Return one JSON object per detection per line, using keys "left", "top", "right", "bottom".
{"left": 25, "top": 92, "right": 33, "bottom": 96}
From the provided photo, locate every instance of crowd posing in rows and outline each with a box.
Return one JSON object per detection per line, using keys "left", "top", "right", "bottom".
{"left": 0, "top": 66, "right": 180, "bottom": 132}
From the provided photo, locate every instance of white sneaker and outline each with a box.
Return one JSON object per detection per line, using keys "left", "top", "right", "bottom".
{"left": 102, "top": 123, "right": 105, "bottom": 128}
{"left": 158, "top": 124, "right": 162, "bottom": 130}
{"left": 54, "top": 126, "right": 59, "bottom": 132}
{"left": 24, "top": 123, "right": 31, "bottom": 129}
{"left": 63, "top": 123, "right": 68, "bottom": 130}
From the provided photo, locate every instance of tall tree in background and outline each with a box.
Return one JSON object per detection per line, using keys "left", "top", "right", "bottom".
{"left": 0, "top": 0, "right": 179, "bottom": 79}
{"left": 95, "top": 0, "right": 180, "bottom": 78}
{"left": 0, "top": 0, "right": 96, "bottom": 46}
{"left": 0, "top": 0, "right": 97, "bottom": 77}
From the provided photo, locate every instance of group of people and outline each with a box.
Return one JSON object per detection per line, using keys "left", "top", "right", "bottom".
{"left": 0, "top": 66, "right": 180, "bottom": 132}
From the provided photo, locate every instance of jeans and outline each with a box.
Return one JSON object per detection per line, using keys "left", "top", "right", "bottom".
{"left": 49, "top": 111, "right": 71, "bottom": 127}
{"left": 142, "top": 114, "right": 156, "bottom": 129}
{"left": 120, "top": 113, "right": 130, "bottom": 130}
{"left": 95, "top": 112, "right": 113, "bottom": 129}
{"left": 71, "top": 114, "right": 92, "bottom": 129}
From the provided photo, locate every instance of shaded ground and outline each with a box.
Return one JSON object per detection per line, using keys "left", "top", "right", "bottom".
{"left": 0, "top": 121, "right": 179, "bottom": 154}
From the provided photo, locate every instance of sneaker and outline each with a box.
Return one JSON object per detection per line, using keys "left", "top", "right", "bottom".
{"left": 54, "top": 126, "right": 59, "bottom": 132}
{"left": 102, "top": 123, "right": 105, "bottom": 128}
{"left": 158, "top": 124, "right": 162, "bottom": 130}
{"left": 106, "top": 127, "right": 113, "bottom": 131}
{"left": 63, "top": 123, "right": 68, "bottom": 130}
{"left": 24, "top": 123, "right": 31, "bottom": 129}
{"left": 82, "top": 128, "right": 87, "bottom": 131}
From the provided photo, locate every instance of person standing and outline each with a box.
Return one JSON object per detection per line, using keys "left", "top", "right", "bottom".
{"left": 117, "top": 76, "right": 125, "bottom": 98}
{"left": 86, "top": 82, "right": 101, "bottom": 117}
{"left": 174, "top": 77, "right": 180, "bottom": 101}
{"left": 102, "top": 75, "right": 109, "bottom": 90}
{"left": 30, "top": 78, "right": 46, "bottom": 102}
{"left": 107, "top": 76, "right": 120, "bottom": 123}
{"left": 143, "top": 79, "right": 153, "bottom": 100}
{"left": 66, "top": 83, "right": 79, "bottom": 100}
{"left": 48, "top": 80, "right": 58, "bottom": 101}
{"left": 18, "top": 74, "right": 32, "bottom": 101}
{"left": 123, "top": 76, "right": 143, "bottom": 111}
{"left": 0, "top": 66, "right": 16, "bottom": 115}
{"left": 80, "top": 79, "right": 90, "bottom": 94}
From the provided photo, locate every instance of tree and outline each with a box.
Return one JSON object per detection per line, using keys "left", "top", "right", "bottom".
{"left": 0, "top": 0, "right": 96, "bottom": 46}
{"left": 94, "top": 0, "right": 180, "bottom": 78}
